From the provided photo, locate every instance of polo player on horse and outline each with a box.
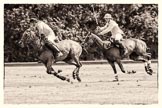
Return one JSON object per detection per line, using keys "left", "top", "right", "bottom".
{"left": 96, "top": 13, "right": 127, "bottom": 57}
{"left": 30, "top": 18, "right": 63, "bottom": 57}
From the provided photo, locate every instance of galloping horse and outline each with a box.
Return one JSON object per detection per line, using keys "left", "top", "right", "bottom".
{"left": 18, "top": 28, "right": 82, "bottom": 82}
{"left": 83, "top": 33, "right": 153, "bottom": 81}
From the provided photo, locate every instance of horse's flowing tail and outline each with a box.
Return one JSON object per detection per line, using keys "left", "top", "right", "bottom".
{"left": 128, "top": 38, "right": 153, "bottom": 75}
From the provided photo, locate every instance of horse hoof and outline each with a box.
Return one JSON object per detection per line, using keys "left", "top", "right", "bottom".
{"left": 132, "top": 70, "right": 136, "bottom": 74}
{"left": 77, "top": 78, "right": 81, "bottom": 82}
{"left": 127, "top": 70, "right": 136, "bottom": 74}
{"left": 147, "top": 71, "right": 153, "bottom": 75}
{"left": 58, "top": 69, "right": 62, "bottom": 73}
{"left": 113, "top": 75, "right": 119, "bottom": 82}
{"left": 70, "top": 81, "right": 73, "bottom": 84}
{"left": 73, "top": 76, "right": 76, "bottom": 79}
{"left": 149, "top": 69, "right": 153, "bottom": 73}
{"left": 122, "top": 71, "right": 126, "bottom": 73}
{"left": 127, "top": 71, "right": 131, "bottom": 74}
{"left": 72, "top": 72, "right": 76, "bottom": 79}
{"left": 66, "top": 78, "right": 71, "bottom": 82}
{"left": 146, "top": 68, "right": 153, "bottom": 75}
{"left": 113, "top": 79, "right": 118, "bottom": 82}
{"left": 147, "top": 72, "right": 152, "bottom": 75}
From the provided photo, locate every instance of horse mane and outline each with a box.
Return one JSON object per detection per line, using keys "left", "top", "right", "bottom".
{"left": 23, "top": 28, "right": 37, "bottom": 38}
{"left": 91, "top": 33, "right": 103, "bottom": 44}
{"left": 90, "top": 33, "right": 106, "bottom": 49}
{"left": 22, "top": 28, "right": 44, "bottom": 51}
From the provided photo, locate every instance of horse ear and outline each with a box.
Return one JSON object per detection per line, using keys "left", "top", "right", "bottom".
{"left": 87, "top": 31, "right": 91, "bottom": 36}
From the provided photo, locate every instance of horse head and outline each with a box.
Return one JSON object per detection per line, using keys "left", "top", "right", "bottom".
{"left": 82, "top": 32, "right": 95, "bottom": 50}
{"left": 83, "top": 32, "right": 112, "bottom": 52}
{"left": 18, "top": 28, "right": 44, "bottom": 50}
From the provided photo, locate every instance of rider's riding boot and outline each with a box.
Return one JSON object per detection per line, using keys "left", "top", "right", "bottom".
{"left": 45, "top": 40, "right": 63, "bottom": 57}
{"left": 55, "top": 47, "right": 63, "bottom": 57}
{"left": 116, "top": 41, "right": 127, "bottom": 57}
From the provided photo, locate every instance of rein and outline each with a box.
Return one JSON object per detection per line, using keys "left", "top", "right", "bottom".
{"left": 81, "top": 32, "right": 111, "bottom": 52}
{"left": 91, "top": 34, "right": 105, "bottom": 50}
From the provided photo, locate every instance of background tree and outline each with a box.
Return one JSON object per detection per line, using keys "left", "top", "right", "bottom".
{"left": 4, "top": 4, "right": 158, "bottom": 62}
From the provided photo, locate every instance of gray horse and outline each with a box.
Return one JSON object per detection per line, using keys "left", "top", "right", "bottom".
{"left": 19, "top": 29, "right": 82, "bottom": 83}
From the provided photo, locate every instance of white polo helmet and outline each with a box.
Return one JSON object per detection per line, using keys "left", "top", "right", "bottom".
{"left": 30, "top": 18, "right": 38, "bottom": 23}
{"left": 104, "top": 13, "right": 112, "bottom": 19}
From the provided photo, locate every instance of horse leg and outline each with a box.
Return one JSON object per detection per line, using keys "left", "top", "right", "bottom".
{"left": 72, "top": 56, "right": 82, "bottom": 82}
{"left": 72, "top": 67, "right": 78, "bottom": 80}
{"left": 51, "top": 67, "right": 71, "bottom": 82}
{"left": 116, "top": 59, "right": 126, "bottom": 73}
{"left": 39, "top": 51, "right": 54, "bottom": 74}
{"left": 44, "top": 59, "right": 54, "bottom": 74}
{"left": 108, "top": 60, "right": 119, "bottom": 81}
{"left": 142, "top": 54, "right": 153, "bottom": 75}
{"left": 134, "top": 54, "right": 153, "bottom": 75}
{"left": 44, "top": 59, "right": 70, "bottom": 82}
{"left": 65, "top": 58, "right": 82, "bottom": 82}
{"left": 117, "top": 55, "right": 137, "bottom": 74}
{"left": 75, "top": 65, "right": 82, "bottom": 82}
{"left": 73, "top": 56, "right": 82, "bottom": 82}
{"left": 65, "top": 59, "right": 78, "bottom": 80}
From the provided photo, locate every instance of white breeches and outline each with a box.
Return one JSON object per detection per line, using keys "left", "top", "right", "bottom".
{"left": 47, "top": 34, "right": 57, "bottom": 43}
{"left": 111, "top": 33, "right": 123, "bottom": 41}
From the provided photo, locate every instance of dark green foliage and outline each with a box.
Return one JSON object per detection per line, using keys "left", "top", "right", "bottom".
{"left": 4, "top": 4, "right": 158, "bottom": 62}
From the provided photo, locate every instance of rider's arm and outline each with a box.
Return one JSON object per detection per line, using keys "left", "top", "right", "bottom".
{"left": 98, "top": 21, "right": 117, "bottom": 35}
{"left": 99, "top": 23, "right": 109, "bottom": 31}
{"left": 98, "top": 24, "right": 114, "bottom": 35}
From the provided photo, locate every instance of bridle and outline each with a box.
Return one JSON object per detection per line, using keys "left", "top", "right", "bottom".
{"left": 81, "top": 32, "right": 92, "bottom": 54}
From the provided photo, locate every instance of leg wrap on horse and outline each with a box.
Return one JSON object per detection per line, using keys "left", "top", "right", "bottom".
{"left": 45, "top": 40, "right": 61, "bottom": 53}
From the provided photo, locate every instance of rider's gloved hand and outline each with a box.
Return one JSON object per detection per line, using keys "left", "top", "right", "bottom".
{"left": 109, "top": 37, "right": 115, "bottom": 43}
{"left": 96, "top": 26, "right": 100, "bottom": 32}
{"left": 95, "top": 26, "right": 101, "bottom": 34}
{"left": 54, "top": 39, "right": 59, "bottom": 43}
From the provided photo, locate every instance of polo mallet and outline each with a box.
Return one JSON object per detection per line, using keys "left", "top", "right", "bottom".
{"left": 91, "top": 4, "right": 99, "bottom": 25}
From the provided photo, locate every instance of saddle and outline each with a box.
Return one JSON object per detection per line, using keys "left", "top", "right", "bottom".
{"left": 103, "top": 40, "right": 125, "bottom": 56}
{"left": 103, "top": 41, "right": 112, "bottom": 49}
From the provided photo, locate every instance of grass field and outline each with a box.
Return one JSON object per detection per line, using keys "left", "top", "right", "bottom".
{"left": 4, "top": 63, "right": 158, "bottom": 104}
